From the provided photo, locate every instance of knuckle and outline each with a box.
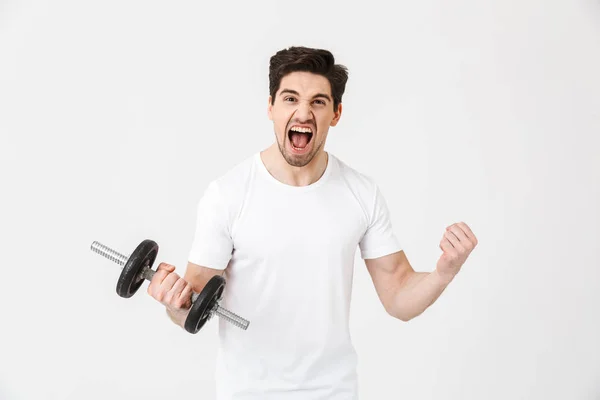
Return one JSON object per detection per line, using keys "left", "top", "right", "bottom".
{"left": 174, "top": 300, "right": 186, "bottom": 309}
{"left": 158, "top": 263, "right": 174, "bottom": 272}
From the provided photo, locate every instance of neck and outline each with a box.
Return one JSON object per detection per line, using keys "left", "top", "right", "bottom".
{"left": 260, "top": 144, "right": 329, "bottom": 187}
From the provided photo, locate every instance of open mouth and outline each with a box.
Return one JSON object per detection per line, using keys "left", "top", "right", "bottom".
{"left": 288, "top": 126, "right": 314, "bottom": 151}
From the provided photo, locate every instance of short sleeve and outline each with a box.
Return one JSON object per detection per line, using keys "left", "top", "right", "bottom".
{"left": 359, "top": 185, "right": 402, "bottom": 259}
{"left": 187, "top": 181, "right": 233, "bottom": 270}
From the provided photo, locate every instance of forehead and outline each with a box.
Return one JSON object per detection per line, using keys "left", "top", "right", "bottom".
{"left": 278, "top": 71, "right": 332, "bottom": 96}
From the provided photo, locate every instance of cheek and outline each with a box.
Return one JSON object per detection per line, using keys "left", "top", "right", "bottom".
{"left": 276, "top": 114, "right": 292, "bottom": 131}
{"left": 316, "top": 114, "right": 332, "bottom": 130}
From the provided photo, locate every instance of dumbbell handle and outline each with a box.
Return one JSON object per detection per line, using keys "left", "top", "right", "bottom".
{"left": 91, "top": 241, "right": 249, "bottom": 330}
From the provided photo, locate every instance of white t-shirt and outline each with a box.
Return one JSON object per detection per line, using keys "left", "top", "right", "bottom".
{"left": 188, "top": 151, "right": 402, "bottom": 400}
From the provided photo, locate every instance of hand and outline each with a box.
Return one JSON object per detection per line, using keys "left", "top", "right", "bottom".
{"left": 436, "top": 221, "right": 478, "bottom": 282}
{"left": 147, "top": 262, "right": 194, "bottom": 313}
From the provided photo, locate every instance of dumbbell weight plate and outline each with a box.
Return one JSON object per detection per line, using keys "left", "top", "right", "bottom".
{"left": 117, "top": 239, "right": 158, "bottom": 298}
{"left": 184, "top": 275, "right": 226, "bottom": 334}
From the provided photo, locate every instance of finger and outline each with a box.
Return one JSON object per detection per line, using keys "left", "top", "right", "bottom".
{"left": 447, "top": 225, "right": 470, "bottom": 244}
{"left": 147, "top": 264, "right": 174, "bottom": 296}
{"left": 157, "top": 262, "right": 176, "bottom": 273}
{"left": 151, "top": 272, "right": 180, "bottom": 302}
{"left": 440, "top": 237, "right": 455, "bottom": 252}
{"left": 449, "top": 224, "right": 475, "bottom": 251}
{"left": 167, "top": 278, "right": 188, "bottom": 307}
{"left": 178, "top": 284, "right": 194, "bottom": 309}
{"left": 457, "top": 222, "right": 477, "bottom": 245}
{"left": 160, "top": 272, "right": 180, "bottom": 294}
{"left": 440, "top": 235, "right": 454, "bottom": 251}
{"left": 444, "top": 230, "right": 465, "bottom": 253}
{"left": 150, "top": 263, "right": 176, "bottom": 286}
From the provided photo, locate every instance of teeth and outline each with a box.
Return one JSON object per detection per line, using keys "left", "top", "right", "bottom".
{"left": 290, "top": 126, "right": 312, "bottom": 134}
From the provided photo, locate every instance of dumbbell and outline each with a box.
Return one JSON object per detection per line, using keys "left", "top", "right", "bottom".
{"left": 90, "top": 239, "right": 250, "bottom": 333}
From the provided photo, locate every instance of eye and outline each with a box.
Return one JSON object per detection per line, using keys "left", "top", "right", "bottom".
{"left": 314, "top": 100, "right": 326, "bottom": 105}
{"left": 284, "top": 97, "right": 296, "bottom": 102}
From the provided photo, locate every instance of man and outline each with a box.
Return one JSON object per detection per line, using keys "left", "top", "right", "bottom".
{"left": 147, "top": 46, "right": 478, "bottom": 399}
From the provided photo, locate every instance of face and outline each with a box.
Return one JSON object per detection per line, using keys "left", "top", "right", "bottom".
{"left": 268, "top": 71, "right": 342, "bottom": 168}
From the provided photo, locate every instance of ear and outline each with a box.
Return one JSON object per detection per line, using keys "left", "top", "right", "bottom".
{"left": 267, "top": 96, "right": 273, "bottom": 121}
{"left": 330, "top": 103, "right": 343, "bottom": 127}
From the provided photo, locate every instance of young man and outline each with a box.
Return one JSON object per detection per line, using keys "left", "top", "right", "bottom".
{"left": 147, "top": 46, "right": 478, "bottom": 399}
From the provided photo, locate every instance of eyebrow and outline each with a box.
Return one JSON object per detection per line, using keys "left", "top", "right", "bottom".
{"left": 279, "top": 89, "right": 332, "bottom": 102}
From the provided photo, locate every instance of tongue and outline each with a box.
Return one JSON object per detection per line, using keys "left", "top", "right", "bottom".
{"left": 290, "top": 132, "right": 309, "bottom": 148}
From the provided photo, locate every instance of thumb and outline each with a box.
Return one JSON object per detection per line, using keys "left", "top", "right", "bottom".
{"left": 157, "top": 262, "right": 176, "bottom": 272}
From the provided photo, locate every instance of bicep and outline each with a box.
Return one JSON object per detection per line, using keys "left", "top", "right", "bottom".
{"left": 364, "top": 250, "right": 414, "bottom": 312}
{"left": 183, "top": 261, "right": 225, "bottom": 293}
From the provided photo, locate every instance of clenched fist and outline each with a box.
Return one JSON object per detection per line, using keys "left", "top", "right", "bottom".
{"left": 147, "top": 262, "right": 194, "bottom": 313}
{"left": 436, "top": 221, "right": 478, "bottom": 281}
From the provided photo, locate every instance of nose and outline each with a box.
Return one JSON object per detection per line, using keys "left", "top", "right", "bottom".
{"left": 295, "top": 100, "right": 313, "bottom": 121}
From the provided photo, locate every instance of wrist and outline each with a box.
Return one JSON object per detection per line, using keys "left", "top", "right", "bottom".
{"left": 432, "top": 267, "right": 456, "bottom": 285}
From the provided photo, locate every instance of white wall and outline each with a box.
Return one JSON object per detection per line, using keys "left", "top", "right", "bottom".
{"left": 1, "top": 0, "right": 599, "bottom": 399}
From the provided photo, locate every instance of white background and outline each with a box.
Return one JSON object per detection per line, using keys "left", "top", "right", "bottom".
{"left": 1, "top": 0, "right": 599, "bottom": 399}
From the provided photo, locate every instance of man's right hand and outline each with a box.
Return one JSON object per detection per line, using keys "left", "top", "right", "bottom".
{"left": 147, "top": 262, "right": 194, "bottom": 321}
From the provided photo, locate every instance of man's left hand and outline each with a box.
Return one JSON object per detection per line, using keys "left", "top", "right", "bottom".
{"left": 435, "top": 221, "right": 478, "bottom": 281}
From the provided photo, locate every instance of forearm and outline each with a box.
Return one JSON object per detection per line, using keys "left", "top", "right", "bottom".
{"left": 389, "top": 269, "right": 455, "bottom": 321}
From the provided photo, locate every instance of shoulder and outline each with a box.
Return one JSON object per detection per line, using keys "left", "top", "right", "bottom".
{"left": 195, "top": 153, "right": 257, "bottom": 226}
{"left": 331, "top": 153, "right": 379, "bottom": 199}
{"left": 329, "top": 153, "right": 385, "bottom": 225}
{"left": 206, "top": 153, "right": 257, "bottom": 198}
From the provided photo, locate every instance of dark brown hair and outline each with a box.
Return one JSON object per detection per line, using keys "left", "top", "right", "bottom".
{"left": 269, "top": 46, "right": 349, "bottom": 110}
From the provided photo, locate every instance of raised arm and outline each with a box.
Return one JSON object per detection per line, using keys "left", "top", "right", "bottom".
{"left": 365, "top": 222, "right": 478, "bottom": 321}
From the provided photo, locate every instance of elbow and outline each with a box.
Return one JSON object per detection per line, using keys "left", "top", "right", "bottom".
{"left": 387, "top": 305, "right": 424, "bottom": 322}
{"left": 386, "top": 307, "right": 415, "bottom": 322}
{"left": 397, "top": 313, "right": 414, "bottom": 322}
